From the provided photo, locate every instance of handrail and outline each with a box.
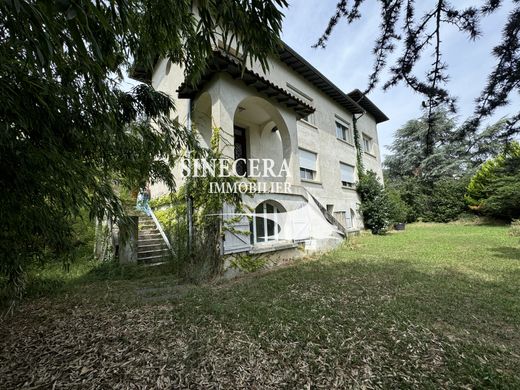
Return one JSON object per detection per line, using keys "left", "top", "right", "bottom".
{"left": 147, "top": 205, "right": 172, "bottom": 251}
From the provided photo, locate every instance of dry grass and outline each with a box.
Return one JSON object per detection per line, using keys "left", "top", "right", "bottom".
{"left": 1, "top": 223, "right": 520, "bottom": 388}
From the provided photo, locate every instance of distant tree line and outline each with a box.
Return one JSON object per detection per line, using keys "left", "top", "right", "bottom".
{"left": 384, "top": 110, "right": 520, "bottom": 223}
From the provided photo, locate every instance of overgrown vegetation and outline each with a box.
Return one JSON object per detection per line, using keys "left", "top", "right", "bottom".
{"left": 510, "top": 220, "right": 520, "bottom": 237}
{"left": 357, "top": 171, "right": 391, "bottom": 234}
{"left": 0, "top": 0, "right": 287, "bottom": 303}
{"left": 149, "top": 127, "right": 250, "bottom": 282}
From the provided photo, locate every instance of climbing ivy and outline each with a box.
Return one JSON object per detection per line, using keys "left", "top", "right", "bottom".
{"left": 150, "top": 127, "right": 251, "bottom": 280}
{"left": 353, "top": 114, "right": 365, "bottom": 177}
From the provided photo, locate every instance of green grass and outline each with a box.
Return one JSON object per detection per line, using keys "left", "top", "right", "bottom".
{"left": 1, "top": 223, "right": 520, "bottom": 388}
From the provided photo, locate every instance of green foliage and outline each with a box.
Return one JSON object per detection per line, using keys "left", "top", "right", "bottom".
{"left": 510, "top": 220, "right": 520, "bottom": 237}
{"left": 383, "top": 111, "right": 511, "bottom": 224}
{"left": 230, "top": 253, "right": 268, "bottom": 273}
{"left": 386, "top": 187, "right": 410, "bottom": 224}
{"left": 357, "top": 171, "right": 391, "bottom": 234}
{"left": 466, "top": 142, "right": 520, "bottom": 220}
{"left": 465, "top": 157, "right": 504, "bottom": 208}
{"left": 423, "top": 178, "right": 469, "bottom": 223}
{"left": 0, "top": 1, "right": 286, "bottom": 300}
{"left": 150, "top": 127, "right": 250, "bottom": 281}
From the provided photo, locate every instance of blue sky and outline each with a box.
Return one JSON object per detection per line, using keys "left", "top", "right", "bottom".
{"left": 281, "top": 0, "right": 520, "bottom": 158}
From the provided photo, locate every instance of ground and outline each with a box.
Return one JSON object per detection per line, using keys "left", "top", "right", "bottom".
{"left": 1, "top": 223, "right": 519, "bottom": 388}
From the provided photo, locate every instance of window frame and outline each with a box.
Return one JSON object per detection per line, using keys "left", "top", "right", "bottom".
{"left": 299, "top": 148, "right": 318, "bottom": 181}
{"left": 251, "top": 201, "right": 282, "bottom": 244}
{"left": 339, "top": 162, "right": 355, "bottom": 188}
{"left": 335, "top": 121, "right": 353, "bottom": 144}
{"left": 362, "top": 134, "right": 373, "bottom": 154}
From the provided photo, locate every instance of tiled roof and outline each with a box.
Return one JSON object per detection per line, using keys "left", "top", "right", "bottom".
{"left": 177, "top": 49, "right": 315, "bottom": 119}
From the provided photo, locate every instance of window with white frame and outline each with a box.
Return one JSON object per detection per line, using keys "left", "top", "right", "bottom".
{"left": 299, "top": 148, "right": 317, "bottom": 180}
{"left": 336, "top": 121, "right": 353, "bottom": 143}
{"left": 340, "top": 162, "right": 355, "bottom": 187}
{"left": 362, "top": 134, "right": 372, "bottom": 154}
{"left": 250, "top": 201, "right": 283, "bottom": 244}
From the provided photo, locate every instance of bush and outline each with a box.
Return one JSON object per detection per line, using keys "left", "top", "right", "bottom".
{"left": 386, "top": 187, "right": 410, "bottom": 224}
{"left": 423, "top": 177, "right": 469, "bottom": 222}
{"left": 466, "top": 142, "right": 520, "bottom": 220}
{"left": 510, "top": 220, "right": 520, "bottom": 237}
{"left": 357, "top": 171, "right": 391, "bottom": 234}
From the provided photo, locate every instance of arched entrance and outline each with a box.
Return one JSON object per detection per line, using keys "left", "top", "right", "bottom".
{"left": 233, "top": 96, "right": 292, "bottom": 181}
{"left": 193, "top": 92, "right": 212, "bottom": 149}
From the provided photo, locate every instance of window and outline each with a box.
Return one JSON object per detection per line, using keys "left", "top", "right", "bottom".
{"left": 334, "top": 211, "right": 346, "bottom": 228}
{"left": 301, "top": 112, "right": 316, "bottom": 126}
{"left": 349, "top": 208, "right": 356, "bottom": 229}
{"left": 234, "top": 126, "right": 247, "bottom": 176}
{"left": 251, "top": 201, "right": 283, "bottom": 244}
{"left": 362, "top": 134, "right": 372, "bottom": 154}
{"left": 340, "top": 162, "right": 355, "bottom": 187}
{"left": 334, "top": 209, "right": 355, "bottom": 229}
{"left": 299, "top": 148, "right": 317, "bottom": 180}
{"left": 336, "top": 121, "right": 352, "bottom": 143}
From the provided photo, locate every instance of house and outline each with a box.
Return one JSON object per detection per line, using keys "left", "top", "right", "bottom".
{"left": 132, "top": 42, "right": 388, "bottom": 259}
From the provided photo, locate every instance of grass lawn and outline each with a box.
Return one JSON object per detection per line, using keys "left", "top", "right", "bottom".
{"left": 1, "top": 223, "right": 520, "bottom": 388}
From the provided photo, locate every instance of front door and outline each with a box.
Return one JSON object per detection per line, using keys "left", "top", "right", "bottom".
{"left": 234, "top": 126, "right": 247, "bottom": 176}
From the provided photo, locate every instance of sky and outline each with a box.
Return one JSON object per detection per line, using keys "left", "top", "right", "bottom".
{"left": 280, "top": 0, "right": 520, "bottom": 158}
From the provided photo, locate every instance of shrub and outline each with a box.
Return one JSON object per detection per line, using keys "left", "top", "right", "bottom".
{"left": 466, "top": 142, "right": 520, "bottom": 220}
{"left": 510, "top": 220, "right": 520, "bottom": 237}
{"left": 423, "top": 177, "right": 469, "bottom": 222}
{"left": 386, "top": 187, "right": 410, "bottom": 224}
{"left": 357, "top": 171, "right": 391, "bottom": 234}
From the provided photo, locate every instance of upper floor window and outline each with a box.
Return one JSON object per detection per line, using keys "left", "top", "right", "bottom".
{"left": 340, "top": 162, "right": 355, "bottom": 187}
{"left": 336, "top": 121, "right": 353, "bottom": 143}
{"left": 362, "top": 134, "right": 373, "bottom": 154}
{"left": 299, "top": 148, "right": 317, "bottom": 180}
{"left": 301, "top": 112, "right": 316, "bottom": 126}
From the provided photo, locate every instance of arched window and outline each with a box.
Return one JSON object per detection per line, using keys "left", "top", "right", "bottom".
{"left": 251, "top": 201, "right": 284, "bottom": 244}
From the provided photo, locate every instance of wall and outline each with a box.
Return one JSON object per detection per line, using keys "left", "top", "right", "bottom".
{"left": 147, "top": 48, "right": 386, "bottom": 230}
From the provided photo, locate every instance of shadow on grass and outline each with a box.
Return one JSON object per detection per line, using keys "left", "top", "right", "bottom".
{"left": 488, "top": 246, "right": 520, "bottom": 260}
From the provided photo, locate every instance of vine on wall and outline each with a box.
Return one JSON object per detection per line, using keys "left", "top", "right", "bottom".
{"left": 151, "top": 127, "right": 249, "bottom": 281}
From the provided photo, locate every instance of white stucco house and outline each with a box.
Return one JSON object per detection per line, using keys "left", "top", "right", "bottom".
{"left": 132, "top": 42, "right": 388, "bottom": 258}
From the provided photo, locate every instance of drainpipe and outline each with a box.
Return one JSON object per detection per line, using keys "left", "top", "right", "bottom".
{"left": 186, "top": 98, "right": 194, "bottom": 254}
{"left": 353, "top": 111, "right": 366, "bottom": 176}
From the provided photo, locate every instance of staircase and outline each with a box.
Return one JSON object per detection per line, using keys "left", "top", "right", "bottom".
{"left": 308, "top": 193, "right": 347, "bottom": 236}
{"left": 138, "top": 215, "right": 170, "bottom": 264}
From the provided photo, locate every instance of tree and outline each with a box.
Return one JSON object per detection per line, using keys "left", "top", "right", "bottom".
{"left": 357, "top": 171, "right": 391, "bottom": 234}
{"left": 466, "top": 142, "right": 520, "bottom": 219}
{"left": 317, "top": 1, "right": 520, "bottom": 154}
{"left": 0, "top": 0, "right": 287, "bottom": 300}
{"left": 385, "top": 110, "right": 508, "bottom": 183}
{"left": 383, "top": 110, "right": 511, "bottom": 223}
{"left": 384, "top": 110, "right": 457, "bottom": 181}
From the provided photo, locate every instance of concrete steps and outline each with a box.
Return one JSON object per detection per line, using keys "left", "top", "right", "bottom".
{"left": 138, "top": 216, "right": 169, "bottom": 264}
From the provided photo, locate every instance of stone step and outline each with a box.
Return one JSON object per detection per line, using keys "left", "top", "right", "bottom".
{"left": 138, "top": 248, "right": 170, "bottom": 258}
{"left": 138, "top": 253, "right": 169, "bottom": 264}
{"left": 139, "top": 232, "right": 162, "bottom": 239}
{"left": 139, "top": 222, "right": 157, "bottom": 229}
{"left": 138, "top": 242, "right": 168, "bottom": 251}
{"left": 138, "top": 238, "right": 164, "bottom": 246}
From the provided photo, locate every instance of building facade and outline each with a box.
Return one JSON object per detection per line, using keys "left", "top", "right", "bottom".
{"left": 138, "top": 44, "right": 388, "bottom": 255}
